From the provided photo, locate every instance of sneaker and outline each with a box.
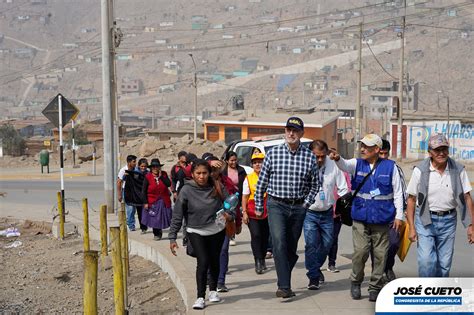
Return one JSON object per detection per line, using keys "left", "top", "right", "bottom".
{"left": 276, "top": 288, "right": 296, "bottom": 298}
{"left": 319, "top": 270, "right": 325, "bottom": 284}
{"left": 327, "top": 265, "right": 340, "bottom": 273}
{"left": 192, "top": 297, "right": 206, "bottom": 309}
{"left": 217, "top": 284, "right": 229, "bottom": 293}
{"left": 385, "top": 269, "right": 396, "bottom": 282}
{"left": 369, "top": 290, "right": 380, "bottom": 302}
{"left": 350, "top": 283, "right": 361, "bottom": 300}
{"left": 129, "top": 227, "right": 136, "bottom": 232}
{"left": 153, "top": 235, "right": 161, "bottom": 241}
{"left": 307, "top": 279, "right": 320, "bottom": 290}
{"left": 229, "top": 239, "right": 237, "bottom": 246}
{"left": 265, "top": 251, "right": 273, "bottom": 259}
{"left": 208, "top": 291, "right": 220, "bottom": 303}
{"left": 182, "top": 237, "right": 188, "bottom": 247}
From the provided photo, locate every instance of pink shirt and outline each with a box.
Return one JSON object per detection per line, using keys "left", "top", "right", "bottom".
{"left": 227, "top": 167, "right": 239, "bottom": 187}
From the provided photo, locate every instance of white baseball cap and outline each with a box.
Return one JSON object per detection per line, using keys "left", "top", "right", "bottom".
{"left": 358, "top": 134, "right": 383, "bottom": 148}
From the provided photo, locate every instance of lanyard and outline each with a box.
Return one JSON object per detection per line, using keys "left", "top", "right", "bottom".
{"left": 318, "top": 165, "right": 326, "bottom": 192}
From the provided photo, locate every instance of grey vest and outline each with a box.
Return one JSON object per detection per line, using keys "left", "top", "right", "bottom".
{"left": 416, "top": 157, "right": 468, "bottom": 227}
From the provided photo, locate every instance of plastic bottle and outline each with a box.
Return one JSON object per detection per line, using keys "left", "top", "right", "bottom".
{"left": 223, "top": 192, "right": 240, "bottom": 212}
{"left": 215, "top": 193, "right": 240, "bottom": 229}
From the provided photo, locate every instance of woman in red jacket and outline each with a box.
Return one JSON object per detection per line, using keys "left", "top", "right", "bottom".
{"left": 143, "top": 158, "right": 172, "bottom": 240}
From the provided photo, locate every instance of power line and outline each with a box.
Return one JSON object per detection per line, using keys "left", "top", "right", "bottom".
{"left": 120, "top": 0, "right": 397, "bottom": 33}
{"left": 407, "top": 22, "right": 472, "bottom": 31}
{"left": 365, "top": 42, "right": 398, "bottom": 80}
{"left": 119, "top": 1, "right": 427, "bottom": 50}
{"left": 117, "top": 2, "right": 473, "bottom": 55}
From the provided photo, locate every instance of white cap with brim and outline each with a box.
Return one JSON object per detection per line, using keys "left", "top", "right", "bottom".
{"left": 358, "top": 134, "right": 383, "bottom": 148}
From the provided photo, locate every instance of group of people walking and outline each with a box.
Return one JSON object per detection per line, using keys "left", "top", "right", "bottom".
{"left": 118, "top": 116, "right": 473, "bottom": 310}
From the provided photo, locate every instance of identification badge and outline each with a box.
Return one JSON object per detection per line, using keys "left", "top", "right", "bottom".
{"left": 319, "top": 191, "right": 326, "bottom": 201}
{"left": 370, "top": 188, "right": 381, "bottom": 198}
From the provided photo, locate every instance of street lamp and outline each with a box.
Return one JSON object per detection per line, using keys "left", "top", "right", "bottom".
{"left": 188, "top": 53, "right": 197, "bottom": 140}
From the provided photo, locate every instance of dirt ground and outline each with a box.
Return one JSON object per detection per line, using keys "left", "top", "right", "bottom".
{"left": 0, "top": 219, "right": 186, "bottom": 314}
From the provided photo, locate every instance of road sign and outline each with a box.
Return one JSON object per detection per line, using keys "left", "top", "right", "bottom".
{"left": 42, "top": 94, "right": 80, "bottom": 128}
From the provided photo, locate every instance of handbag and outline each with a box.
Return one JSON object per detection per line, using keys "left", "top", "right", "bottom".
{"left": 225, "top": 220, "right": 236, "bottom": 238}
{"left": 335, "top": 161, "right": 379, "bottom": 226}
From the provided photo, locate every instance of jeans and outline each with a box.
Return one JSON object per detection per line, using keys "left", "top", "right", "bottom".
{"left": 415, "top": 210, "right": 457, "bottom": 277}
{"left": 267, "top": 233, "right": 273, "bottom": 253}
{"left": 267, "top": 197, "right": 307, "bottom": 290}
{"left": 125, "top": 204, "right": 136, "bottom": 230}
{"left": 304, "top": 208, "right": 334, "bottom": 281}
{"left": 136, "top": 206, "right": 148, "bottom": 231}
{"left": 218, "top": 236, "right": 230, "bottom": 285}
{"left": 188, "top": 230, "right": 226, "bottom": 298}
{"left": 351, "top": 221, "right": 390, "bottom": 292}
{"left": 248, "top": 218, "right": 270, "bottom": 259}
{"left": 328, "top": 216, "right": 342, "bottom": 267}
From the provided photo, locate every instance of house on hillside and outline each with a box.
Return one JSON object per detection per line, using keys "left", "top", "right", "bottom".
{"left": 163, "top": 61, "right": 181, "bottom": 75}
{"left": 241, "top": 58, "right": 259, "bottom": 72}
{"left": 120, "top": 78, "right": 143, "bottom": 96}
{"left": 191, "top": 15, "right": 208, "bottom": 30}
{"left": 333, "top": 88, "right": 348, "bottom": 97}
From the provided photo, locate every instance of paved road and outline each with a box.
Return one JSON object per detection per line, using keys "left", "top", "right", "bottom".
{"left": 2, "top": 177, "right": 473, "bottom": 277}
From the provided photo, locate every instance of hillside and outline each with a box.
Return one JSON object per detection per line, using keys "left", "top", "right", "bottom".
{"left": 0, "top": 0, "right": 472, "bottom": 122}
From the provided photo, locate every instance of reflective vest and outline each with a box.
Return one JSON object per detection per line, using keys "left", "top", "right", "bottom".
{"left": 246, "top": 172, "right": 267, "bottom": 219}
{"left": 351, "top": 158, "right": 396, "bottom": 224}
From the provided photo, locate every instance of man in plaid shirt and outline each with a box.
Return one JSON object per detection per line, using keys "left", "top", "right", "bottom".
{"left": 255, "top": 116, "right": 320, "bottom": 299}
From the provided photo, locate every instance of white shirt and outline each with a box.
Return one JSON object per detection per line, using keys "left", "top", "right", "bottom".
{"left": 335, "top": 158, "right": 404, "bottom": 220}
{"left": 118, "top": 165, "right": 129, "bottom": 188}
{"left": 309, "top": 158, "right": 349, "bottom": 211}
{"left": 406, "top": 161, "right": 472, "bottom": 212}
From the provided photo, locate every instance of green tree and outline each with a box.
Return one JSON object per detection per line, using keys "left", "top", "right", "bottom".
{"left": 0, "top": 124, "right": 26, "bottom": 156}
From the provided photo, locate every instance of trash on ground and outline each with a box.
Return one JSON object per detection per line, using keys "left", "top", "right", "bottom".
{"left": 5, "top": 240, "right": 23, "bottom": 249}
{"left": 0, "top": 227, "right": 21, "bottom": 237}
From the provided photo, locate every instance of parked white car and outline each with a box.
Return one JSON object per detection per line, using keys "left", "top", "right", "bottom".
{"left": 222, "top": 135, "right": 313, "bottom": 174}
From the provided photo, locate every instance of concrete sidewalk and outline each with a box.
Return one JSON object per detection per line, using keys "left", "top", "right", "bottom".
{"left": 5, "top": 204, "right": 377, "bottom": 315}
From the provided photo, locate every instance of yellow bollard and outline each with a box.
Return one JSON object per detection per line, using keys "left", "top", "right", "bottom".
{"left": 83, "top": 198, "right": 90, "bottom": 252}
{"left": 110, "top": 227, "right": 125, "bottom": 315}
{"left": 118, "top": 206, "right": 129, "bottom": 307}
{"left": 100, "top": 205, "right": 108, "bottom": 269}
{"left": 119, "top": 203, "right": 130, "bottom": 275}
{"left": 83, "top": 250, "right": 99, "bottom": 315}
{"left": 57, "top": 192, "right": 64, "bottom": 239}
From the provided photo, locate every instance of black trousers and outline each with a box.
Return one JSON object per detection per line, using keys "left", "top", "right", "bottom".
{"left": 248, "top": 218, "right": 269, "bottom": 259}
{"left": 136, "top": 206, "right": 148, "bottom": 231}
{"left": 188, "top": 230, "right": 226, "bottom": 298}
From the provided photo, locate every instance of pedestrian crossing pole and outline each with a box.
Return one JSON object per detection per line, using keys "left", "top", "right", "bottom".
{"left": 58, "top": 94, "right": 66, "bottom": 225}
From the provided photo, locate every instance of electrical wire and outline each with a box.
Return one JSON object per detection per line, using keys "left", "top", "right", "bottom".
{"left": 118, "top": 1, "right": 427, "bottom": 50}
{"left": 365, "top": 42, "right": 398, "bottom": 80}
{"left": 117, "top": 2, "right": 473, "bottom": 55}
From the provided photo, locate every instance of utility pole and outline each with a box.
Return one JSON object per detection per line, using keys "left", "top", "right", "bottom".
{"left": 189, "top": 53, "right": 197, "bottom": 140}
{"left": 446, "top": 95, "right": 450, "bottom": 139}
{"left": 302, "top": 83, "right": 305, "bottom": 107}
{"left": 101, "top": 0, "right": 115, "bottom": 213}
{"left": 355, "top": 22, "right": 363, "bottom": 158}
{"left": 397, "top": 0, "right": 406, "bottom": 162}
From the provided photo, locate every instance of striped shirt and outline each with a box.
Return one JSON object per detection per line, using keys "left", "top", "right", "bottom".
{"left": 255, "top": 142, "right": 320, "bottom": 211}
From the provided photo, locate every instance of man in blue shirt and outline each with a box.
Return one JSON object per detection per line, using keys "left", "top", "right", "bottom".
{"left": 255, "top": 117, "right": 320, "bottom": 299}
